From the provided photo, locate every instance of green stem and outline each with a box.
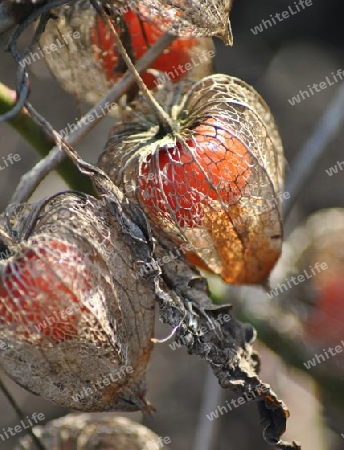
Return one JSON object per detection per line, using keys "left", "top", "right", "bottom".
{"left": 0, "top": 82, "right": 94, "bottom": 195}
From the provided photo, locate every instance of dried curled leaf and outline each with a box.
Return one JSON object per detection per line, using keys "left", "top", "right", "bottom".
{"left": 38, "top": 0, "right": 214, "bottom": 104}
{"left": 15, "top": 414, "right": 165, "bottom": 450}
{"left": 152, "top": 231, "right": 300, "bottom": 450}
{"left": 99, "top": 74, "right": 285, "bottom": 285}
{"left": 0, "top": 186, "right": 157, "bottom": 412}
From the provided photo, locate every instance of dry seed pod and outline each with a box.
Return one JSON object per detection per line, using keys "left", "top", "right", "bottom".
{"left": 271, "top": 208, "right": 344, "bottom": 374}
{"left": 97, "top": 0, "right": 233, "bottom": 44}
{"left": 38, "top": 0, "right": 214, "bottom": 104}
{"left": 130, "top": 0, "right": 233, "bottom": 44}
{"left": 99, "top": 74, "right": 285, "bottom": 285}
{"left": 14, "top": 414, "right": 165, "bottom": 450}
{"left": 0, "top": 190, "right": 156, "bottom": 412}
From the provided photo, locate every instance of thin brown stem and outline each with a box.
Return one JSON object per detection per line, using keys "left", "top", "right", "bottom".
{"left": 0, "top": 82, "right": 94, "bottom": 196}
{"left": 93, "top": 0, "right": 175, "bottom": 133}
{"left": 0, "top": 377, "right": 46, "bottom": 450}
{"left": 10, "top": 32, "right": 175, "bottom": 204}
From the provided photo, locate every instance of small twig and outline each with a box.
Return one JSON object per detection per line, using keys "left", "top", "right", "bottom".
{"left": 9, "top": 150, "right": 66, "bottom": 205}
{"left": 192, "top": 366, "right": 222, "bottom": 450}
{"left": 9, "top": 32, "right": 175, "bottom": 204}
{"left": 0, "top": 82, "right": 94, "bottom": 197}
{"left": 0, "top": 82, "right": 53, "bottom": 151}
{"left": 0, "top": 72, "right": 29, "bottom": 124}
{"left": 0, "top": 376, "right": 46, "bottom": 450}
{"left": 0, "top": 227, "right": 16, "bottom": 247}
{"left": 283, "top": 82, "right": 344, "bottom": 220}
{"left": 1, "top": 0, "right": 72, "bottom": 122}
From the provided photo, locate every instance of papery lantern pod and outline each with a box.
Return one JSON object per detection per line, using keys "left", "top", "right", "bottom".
{"left": 15, "top": 414, "right": 165, "bottom": 450}
{"left": 0, "top": 127, "right": 299, "bottom": 450}
{"left": 99, "top": 74, "right": 285, "bottom": 285}
{"left": 100, "top": 0, "right": 233, "bottom": 44}
{"left": 38, "top": 0, "right": 215, "bottom": 104}
{"left": 0, "top": 186, "right": 157, "bottom": 412}
{"left": 270, "top": 208, "right": 344, "bottom": 374}
{"left": 127, "top": 0, "right": 233, "bottom": 44}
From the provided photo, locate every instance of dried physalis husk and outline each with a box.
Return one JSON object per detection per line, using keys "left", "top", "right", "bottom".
{"left": 99, "top": 74, "right": 285, "bottom": 285}
{"left": 271, "top": 208, "right": 344, "bottom": 374}
{"left": 14, "top": 414, "right": 165, "bottom": 450}
{"left": 0, "top": 189, "right": 157, "bottom": 412}
{"left": 38, "top": 0, "right": 214, "bottom": 104}
{"left": 128, "top": 0, "right": 233, "bottom": 44}
{"left": 98, "top": 0, "right": 233, "bottom": 44}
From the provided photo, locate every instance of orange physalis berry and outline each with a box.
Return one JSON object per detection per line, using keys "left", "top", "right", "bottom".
{"left": 0, "top": 190, "right": 156, "bottom": 412}
{"left": 0, "top": 240, "right": 89, "bottom": 343}
{"left": 139, "top": 118, "right": 250, "bottom": 228}
{"left": 91, "top": 10, "right": 199, "bottom": 90}
{"left": 99, "top": 75, "right": 285, "bottom": 285}
{"left": 39, "top": 4, "right": 214, "bottom": 103}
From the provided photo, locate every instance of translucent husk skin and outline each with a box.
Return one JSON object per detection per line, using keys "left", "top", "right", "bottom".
{"left": 99, "top": 74, "right": 285, "bottom": 284}
{"left": 38, "top": 0, "right": 215, "bottom": 104}
{"left": 14, "top": 414, "right": 165, "bottom": 450}
{"left": 0, "top": 191, "right": 156, "bottom": 412}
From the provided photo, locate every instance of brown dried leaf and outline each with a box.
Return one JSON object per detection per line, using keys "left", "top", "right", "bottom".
{"left": 152, "top": 231, "right": 300, "bottom": 450}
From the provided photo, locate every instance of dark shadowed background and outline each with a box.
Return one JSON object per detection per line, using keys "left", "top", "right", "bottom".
{"left": 0, "top": 1, "right": 344, "bottom": 449}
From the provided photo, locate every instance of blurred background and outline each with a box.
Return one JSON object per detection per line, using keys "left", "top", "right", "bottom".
{"left": 0, "top": 0, "right": 344, "bottom": 449}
